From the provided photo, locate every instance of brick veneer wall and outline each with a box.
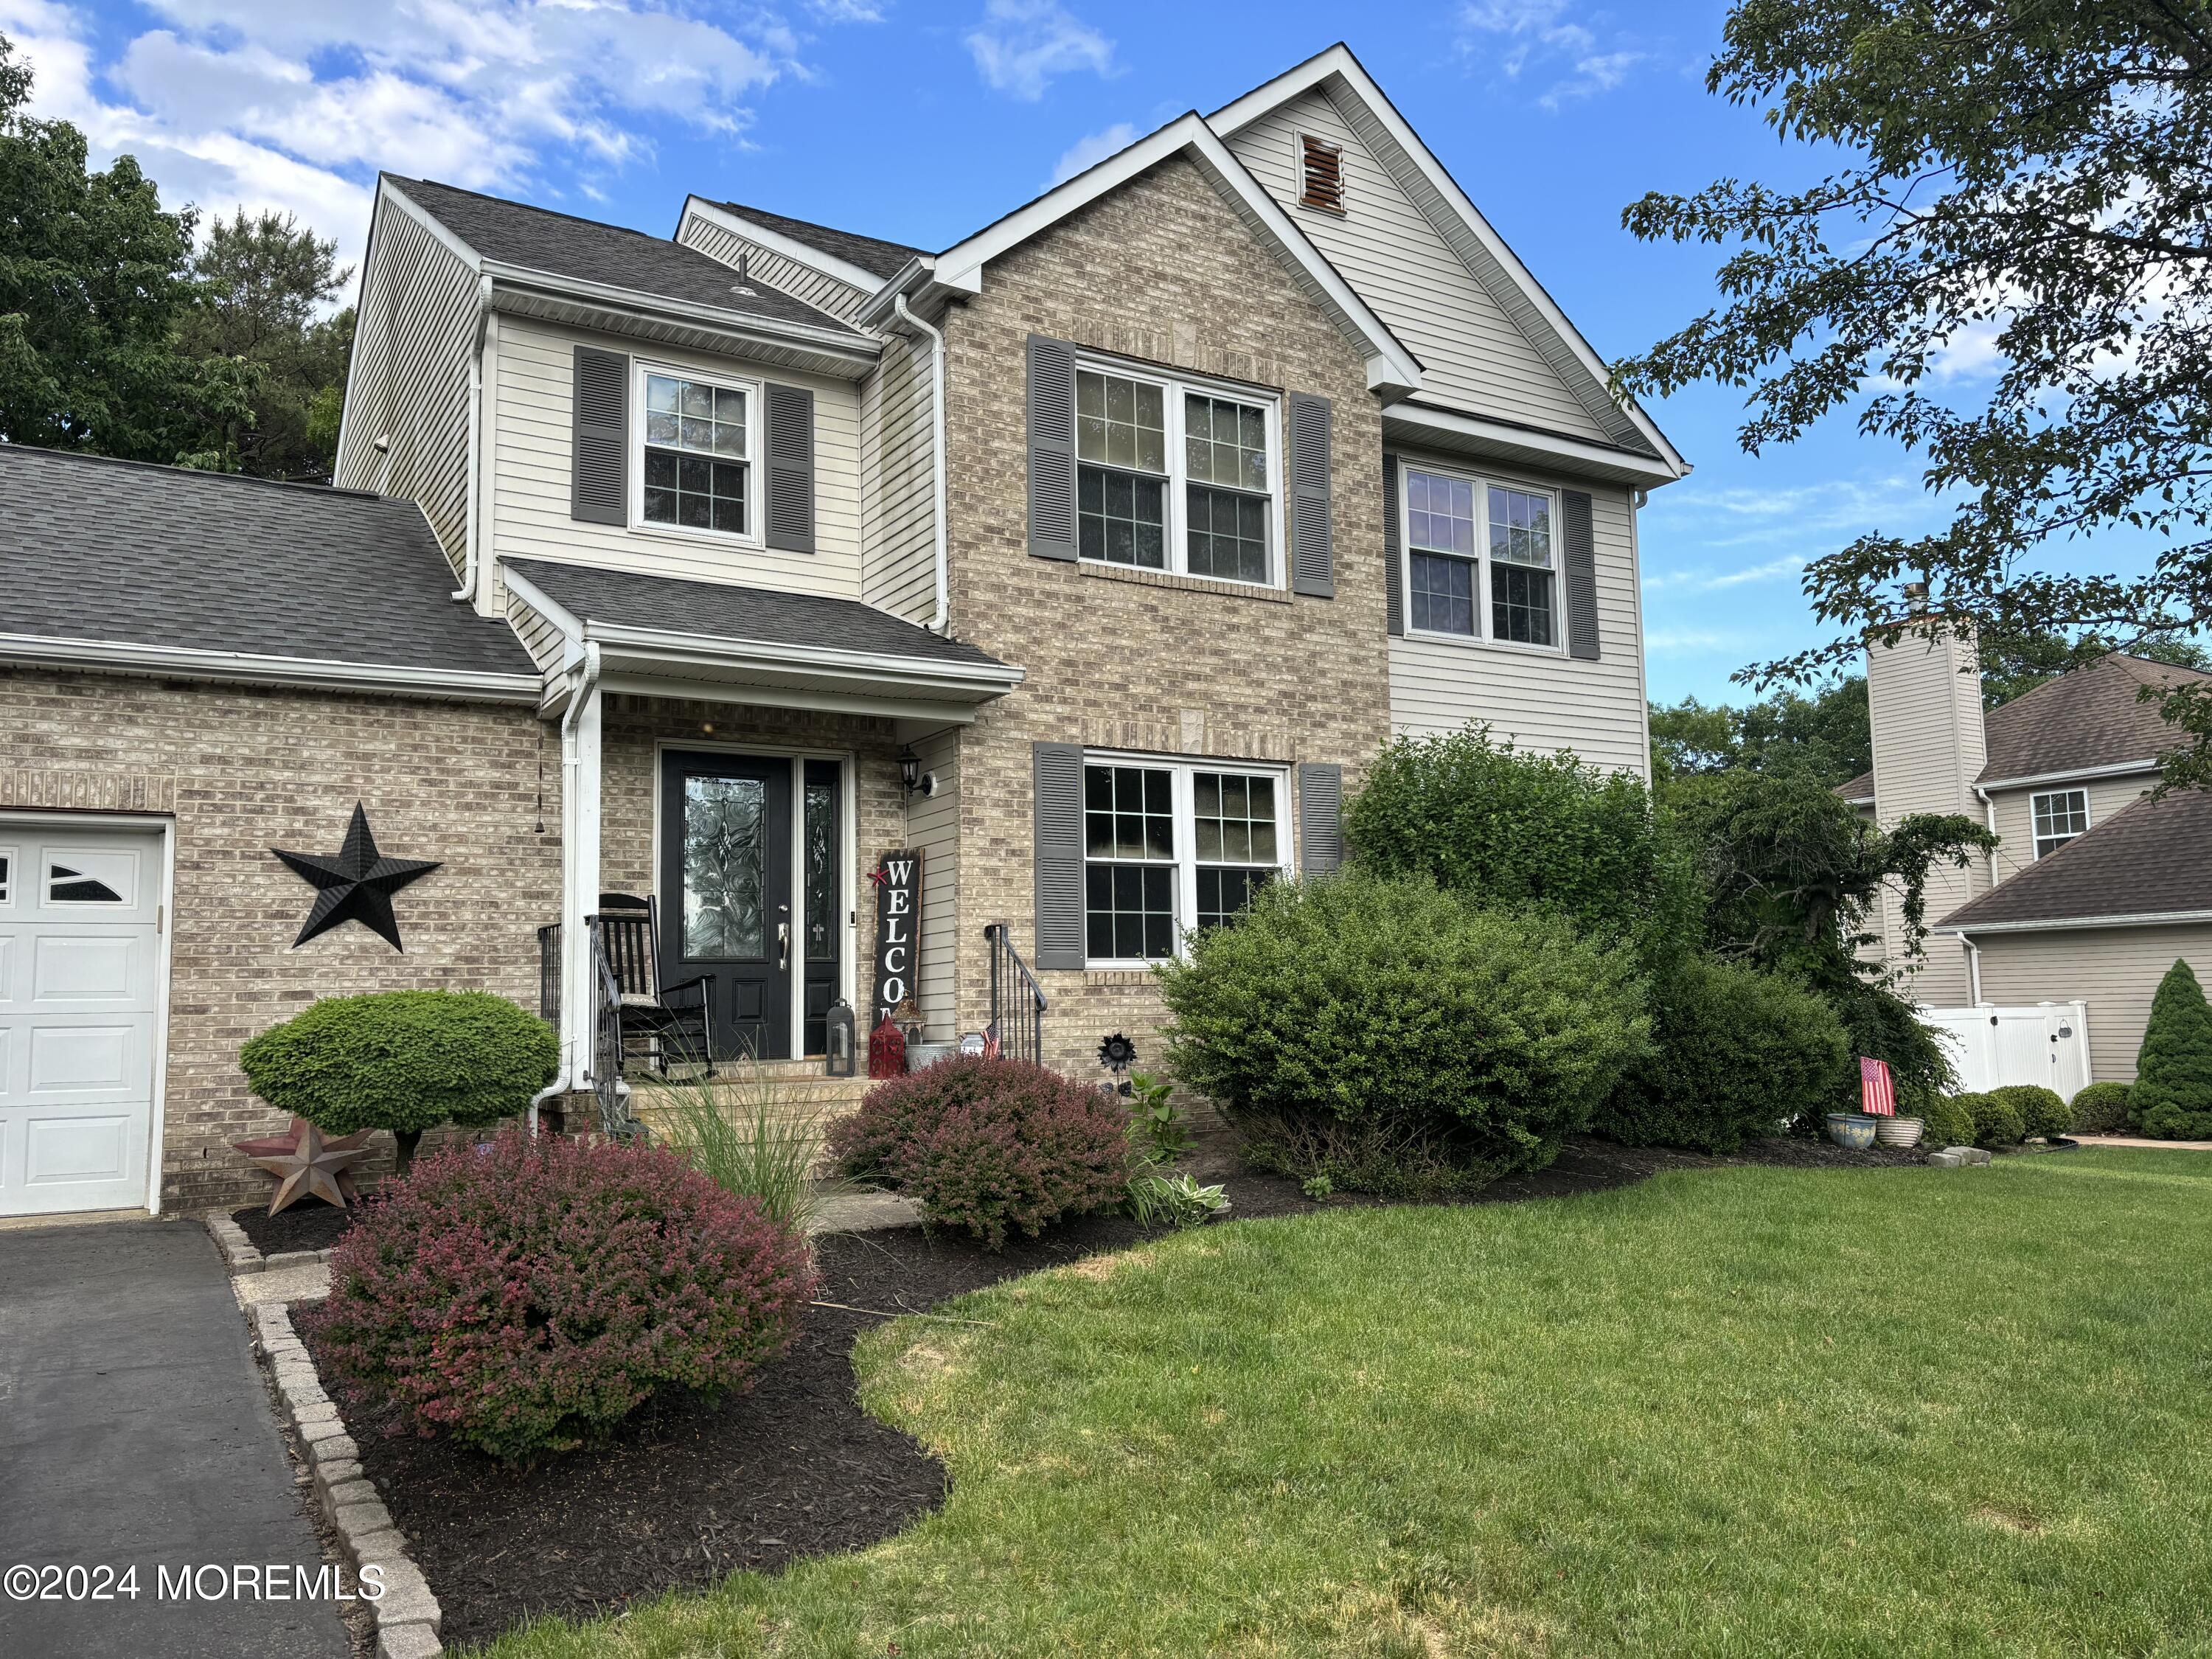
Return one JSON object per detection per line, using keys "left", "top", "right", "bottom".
{"left": 939, "top": 154, "right": 1393, "bottom": 1076}
{"left": 0, "top": 667, "right": 561, "bottom": 1211}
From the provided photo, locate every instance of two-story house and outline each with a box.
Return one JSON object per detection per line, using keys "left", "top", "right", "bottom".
{"left": 0, "top": 44, "right": 1686, "bottom": 1218}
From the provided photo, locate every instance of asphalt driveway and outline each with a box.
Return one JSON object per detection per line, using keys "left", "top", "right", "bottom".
{"left": 0, "top": 1220, "right": 349, "bottom": 1658}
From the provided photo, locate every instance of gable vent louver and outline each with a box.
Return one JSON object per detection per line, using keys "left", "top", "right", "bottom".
{"left": 1299, "top": 135, "right": 1345, "bottom": 215}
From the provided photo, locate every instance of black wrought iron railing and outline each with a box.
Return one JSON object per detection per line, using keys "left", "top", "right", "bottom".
{"left": 984, "top": 922, "right": 1046, "bottom": 1065}
{"left": 538, "top": 921, "right": 563, "bottom": 1025}
{"left": 535, "top": 917, "right": 644, "bottom": 1140}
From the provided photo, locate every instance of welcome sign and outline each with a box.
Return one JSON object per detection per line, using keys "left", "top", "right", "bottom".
{"left": 870, "top": 850, "right": 922, "bottom": 1023}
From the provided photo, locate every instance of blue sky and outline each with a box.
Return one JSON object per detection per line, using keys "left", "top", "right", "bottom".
{"left": 4, "top": 0, "right": 2008, "bottom": 704}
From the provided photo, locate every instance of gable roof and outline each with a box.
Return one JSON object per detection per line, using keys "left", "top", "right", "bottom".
{"left": 1836, "top": 770, "right": 1875, "bottom": 804}
{"left": 1939, "top": 787, "right": 2212, "bottom": 929}
{"left": 707, "top": 201, "right": 926, "bottom": 284}
{"left": 1978, "top": 653, "right": 2212, "bottom": 784}
{"left": 1208, "top": 44, "right": 1684, "bottom": 475}
{"left": 386, "top": 176, "right": 864, "bottom": 338}
{"left": 0, "top": 447, "right": 538, "bottom": 695}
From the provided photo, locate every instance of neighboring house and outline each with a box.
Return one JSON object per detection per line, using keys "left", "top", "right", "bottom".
{"left": 1851, "top": 630, "right": 2212, "bottom": 1082}
{"left": 0, "top": 43, "right": 1687, "bottom": 1219}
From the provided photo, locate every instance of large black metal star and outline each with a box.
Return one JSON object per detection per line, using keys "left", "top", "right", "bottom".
{"left": 272, "top": 802, "right": 441, "bottom": 951}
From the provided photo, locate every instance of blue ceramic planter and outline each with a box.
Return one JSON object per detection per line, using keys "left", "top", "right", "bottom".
{"left": 1826, "top": 1111, "right": 1879, "bottom": 1150}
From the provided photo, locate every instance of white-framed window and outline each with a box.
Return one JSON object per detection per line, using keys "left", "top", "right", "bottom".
{"left": 1082, "top": 755, "right": 1293, "bottom": 965}
{"left": 1400, "top": 461, "right": 1563, "bottom": 651}
{"left": 631, "top": 359, "right": 760, "bottom": 543}
{"left": 1075, "top": 357, "right": 1282, "bottom": 588}
{"left": 2031, "top": 788, "right": 2090, "bottom": 858}
{"left": 0, "top": 847, "right": 13, "bottom": 905}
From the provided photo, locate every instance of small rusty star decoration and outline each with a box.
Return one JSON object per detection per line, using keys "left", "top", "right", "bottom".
{"left": 233, "top": 1118, "right": 372, "bottom": 1214}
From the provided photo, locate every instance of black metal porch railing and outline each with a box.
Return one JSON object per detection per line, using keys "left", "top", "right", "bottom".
{"left": 984, "top": 922, "right": 1046, "bottom": 1065}
{"left": 534, "top": 917, "right": 644, "bottom": 1140}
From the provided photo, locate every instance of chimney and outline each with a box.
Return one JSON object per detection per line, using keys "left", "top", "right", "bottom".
{"left": 1865, "top": 611, "right": 1987, "bottom": 1006}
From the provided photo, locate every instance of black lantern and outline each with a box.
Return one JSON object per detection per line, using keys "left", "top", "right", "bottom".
{"left": 825, "top": 999, "right": 856, "bottom": 1077}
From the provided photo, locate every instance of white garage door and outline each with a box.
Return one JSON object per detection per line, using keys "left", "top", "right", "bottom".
{"left": 0, "top": 825, "right": 164, "bottom": 1216}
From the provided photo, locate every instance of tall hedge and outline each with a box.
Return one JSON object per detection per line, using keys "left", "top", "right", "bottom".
{"left": 2131, "top": 959, "right": 2212, "bottom": 1139}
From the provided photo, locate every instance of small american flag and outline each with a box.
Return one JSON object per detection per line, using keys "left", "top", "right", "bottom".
{"left": 1859, "top": 1056, "right": 1896, "bottom": 1116}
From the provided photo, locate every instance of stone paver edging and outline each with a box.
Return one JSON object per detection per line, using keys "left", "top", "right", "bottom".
{"left": 204, "top": 1208, "right": 336, "bottom": 1276}
{"left": 250, "top": 1301, "right": 442, "bottom": 1659}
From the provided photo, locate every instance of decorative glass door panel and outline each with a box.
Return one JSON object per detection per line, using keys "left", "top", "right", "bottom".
{"left": 661, "top": 753, "right": 792, "bottom": 1061}
{"left": 681, "top": 777, "right": 767, "bottom": 961}
{"left": 801, "top": 760, "right": 841, "bottom": 1056}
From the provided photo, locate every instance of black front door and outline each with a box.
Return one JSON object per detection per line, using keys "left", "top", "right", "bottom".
{"left": 661, "top": 751, "right": 793, "bottom": 1060}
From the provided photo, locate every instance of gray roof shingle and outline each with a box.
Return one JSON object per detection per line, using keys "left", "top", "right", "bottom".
{"left": 389, "top": 178, "right": 864, "bottom": 337}
{"left": 1979, "top": 652, "right": 2212, "bottom": 782}
{"left": 501, "top": 559, "right": 1009, "bottom": 671}
{"left": 0, "top": 446, "right": 537, "bottom": 678}
{"left": 1941, "top": 786, "right": 2212, "bottom": 927}
{"left": 1836, "top": 770, "right": 1874, "bottom": 802}
{"left": 712, "top": 201, "right": 927, "bottom": 282}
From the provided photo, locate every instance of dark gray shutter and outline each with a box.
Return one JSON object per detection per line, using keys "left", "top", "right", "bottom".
{"left": 1032, "top": 742, "right": 1085, "bottom": 970}
{"left": 571, "top": 346, "right": 628, "bottom": 525}
{"left": 1382, "top": 453, "right": 1403, "bottom": 636}
{"left": 1290, "top": 392, "right": 1334, "bottom": 597}
{"left": 1027, "top": 335, "right": 1078, "bottom": 561}
{"left": 1562, "top": 489, "right": 1599, "bottom": 660}
{"left": 765, "top": 382, "right": 815, "bottom": 552}
{"left": 1298, "top": 762, "right": 1343, "bottom": 876}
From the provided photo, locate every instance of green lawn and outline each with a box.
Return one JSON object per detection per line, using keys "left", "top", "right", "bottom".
{"left": 483, "top": 1151, "right": 2212, "bottom": 1658}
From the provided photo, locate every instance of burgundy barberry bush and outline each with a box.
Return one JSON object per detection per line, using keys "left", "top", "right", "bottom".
{"left": 301, "top": 1127, "right": 814, "bottom": 1464}
{"left": 827, "top": 1055, "right": 1129, "bottom": 1248}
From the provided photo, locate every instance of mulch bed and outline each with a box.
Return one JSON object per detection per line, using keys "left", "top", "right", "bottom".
{"left": 232, "top": 1197, "right": 356, "bottom": 1256}
{"left": 293, "top": 1132, "right": 1924, "bottom": 1647}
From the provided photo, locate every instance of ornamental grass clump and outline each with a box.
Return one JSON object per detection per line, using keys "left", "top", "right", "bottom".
{"left": 303, "top": 1127, "right": 813, "bottom": 1465}
{"left": 827, "top": 1055, "right": 1129, "bottom": 1249}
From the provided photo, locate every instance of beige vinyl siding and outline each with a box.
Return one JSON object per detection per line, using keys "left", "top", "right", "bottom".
{"left": 335, "top": 192, "right": 477, "bottom": 569}
{"left": 1225, "top": 88, "right": 1610, "bottom": 443}
{"left": 503, "top": 588, "right": 568, "bottom": 672}
{"left": 905, "top": 726, "right": 959, "bottom": 1039}
{"left": 677, "top": 209, "right": 874, "bottom": 325}
{"left": 487, "top": 316, "right": 864, "bottom": 601}
{"left": 1385, "top": 453, "right": 1647, "bottom": 776}
{"left": 860, "top": 325, "right": 939, "bottom": 625}
{"left": 1968, "top": 924, "right": 2212, "bottom": 1083}
{"left": 1985, "top": 772, "right": 2160, "bottom": 887}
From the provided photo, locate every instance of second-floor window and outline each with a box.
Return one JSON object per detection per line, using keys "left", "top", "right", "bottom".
{"left": 1075, "top": 361, "right": 1280, "bottom": 588}
{"left": 1402, "top": 464, "right": 1562, "bottom": 650}
{"left": 2031, "top": 788, "right": 2090, "bottom": 858}
{"left": 636, "top": 363, "right": 759, "bottom": 540}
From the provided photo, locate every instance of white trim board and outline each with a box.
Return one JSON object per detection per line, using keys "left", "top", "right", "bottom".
{"left": 0, "top": 633, "right": 542, "bottom": 703}
{"left": 1938, "top": 909, "right": 2212, "bottom": 935}
{"left": 679, "top": 198, "right": 888, "bottom": 295}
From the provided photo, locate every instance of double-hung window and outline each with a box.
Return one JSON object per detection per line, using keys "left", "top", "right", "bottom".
{"left": 1082, "top": 757, "right": 1290, "bottom": 964}
{"left": 635, "top": 362, "right": 758, "bottom": 540}
{"left": 1076, "top": 361, "right": 1279, "bottom": 587}
{"left": 1402, "top": 463, "right": 1562, "bottom": 649}
{"left": 2031, "top": 788, "right": 2090, "bottom": 858}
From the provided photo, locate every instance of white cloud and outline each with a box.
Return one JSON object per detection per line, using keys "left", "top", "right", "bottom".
{"left": 1049, "top": 120, "right": 1136, "bottom": 186}
{"left": 1643, "top": 553, "right": 1806, "bottom": 593}
{"left": 966, "top": 0, "right": 1113, "bottom": 101}
{"left": 1644, "top": 475, "right": 1942, "bottom": 550}
{"left": 1458, "top": 0, "right": 1647, "bottom": 110}
{"left": 1644, "top": 627, "right": 1749, "bottom": 655}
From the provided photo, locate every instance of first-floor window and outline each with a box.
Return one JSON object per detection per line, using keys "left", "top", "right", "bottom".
{"left": 1082, "top": 759, "right": 1288, "bottom": 963}
{"left": 2031, "top": 788, "right": 2090, "bottom": 858}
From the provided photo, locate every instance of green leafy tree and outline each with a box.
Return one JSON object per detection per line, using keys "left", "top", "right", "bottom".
{"left": 1615, "top": 1, "right": 2212, "bottom": 788}
{"left": 2130, "top": 959, "right": 2212, "bottom": 1139}
{"left": 1649, "top": 675, "right": 1871, "bottom": 796}
{"left": 0, "top": 34, "right": 249, "bottom": 462}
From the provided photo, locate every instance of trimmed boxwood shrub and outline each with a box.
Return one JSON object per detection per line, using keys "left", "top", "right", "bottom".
{"left": 1596, "top": 955, "right": 1850, "bottom": 1153}
{"left": 1990, "top": 1084, "right": 2072, "bottom": 1142}
{"left": 2130, "top": 959, "right": 2212, "bottom": 1139}
{"left": 1958, "top": 1090, "right": 2024, "bottom": 1148}
{"left": 827, "top": 1055, "right": 1129, "bottom": 1249}
{"left": 1155, "top": 872, "right": 1648, "bottom": 1194}
{"left": 240, "top": 990, "right": 557, "bottom": 1166}
{"left": 2069, "top": 1081, "right": 2132, "bottom": 1135}
{"left": 303, "top": 1128, "right": 812, "bottom": 1464}
{"left": 1920, "top": 1091, "right": 1977, "bottom": 1150}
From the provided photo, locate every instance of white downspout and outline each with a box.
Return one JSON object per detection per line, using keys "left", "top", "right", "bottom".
{"left": 1964, "top": 935, "right": 1985, "bottom": 1006}
{"left": 453, "top": 275, "right": 495, "bottom": 603}
{"left": 1973, "top": 782, "right": 2000, "bottom": 891}
{"left": 893, "top": 294, "right": 950, "bottom": 633}
{"left": 529, "top": 641, "right": 602, "bottom": 1133}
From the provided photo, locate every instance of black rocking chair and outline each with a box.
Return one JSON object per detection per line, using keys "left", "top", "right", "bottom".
{"left": 591, "top": 893, "right": 716, "bottom": 1077}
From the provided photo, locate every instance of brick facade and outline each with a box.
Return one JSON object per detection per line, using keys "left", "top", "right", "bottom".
{"left": 939, "top": 155, "right": 1393, "bottom": 1074}
{"left": 0, "top": 667, "right": 561, "bottom": 1212}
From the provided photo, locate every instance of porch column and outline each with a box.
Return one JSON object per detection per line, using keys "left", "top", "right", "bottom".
{"left": 561, "top": 672, "right": 604, "bottom": 1082}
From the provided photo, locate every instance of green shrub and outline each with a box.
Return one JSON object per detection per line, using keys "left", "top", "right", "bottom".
{"left": 2129, "top": 959, "right": 2212, "bottom": 1139}
{"left": 1595, "top": 956, "right": 1850, "bottom": 1152}
{"left": 1990, "top": 1084, "right": 2071, "bottom": 1142}
{"left": 1156, "top": 872, "right": 1648, "bottom": 1194}
{"left": 1961, "top": 1090, "right": 2024, "bottom": 1148}
{"left": 1920, "top": 1092, "right": 1976, "bottom": 1150}
{"left": 2069, "top": 1080, "right": 2132, "bottom": 1135}
{"left": 240, "top": 990, "right": 557, "bottom": 1165}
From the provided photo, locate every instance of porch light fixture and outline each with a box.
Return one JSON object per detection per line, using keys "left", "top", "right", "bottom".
{"left": 899, "top": 746, "right": 921, "bottom": 795}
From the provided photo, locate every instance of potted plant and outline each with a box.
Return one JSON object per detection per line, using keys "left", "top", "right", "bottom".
{"left": 1874, "top": 1113, "right": 1924, "bottom": 1148}
{"left": 1824, "top": 1110, "right": 1880, "bottom": 1150}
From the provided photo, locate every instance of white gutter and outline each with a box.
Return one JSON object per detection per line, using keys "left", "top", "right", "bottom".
{"left": 483, "top": 262, "right": 880, "bottom": 365}
{"left": 531, "top": 641, "right": 602, "bottom": 1134}
{"left": 892, "top": 294, "right": 951, "bottom": 633}
{"left": 0, "top": 632, "right": 540, "bottom": 702}
{"left": 1975, "top": 759, "right": 2162, "bottom": 791}
{"left": 1938, "top": 908, "right": 2212, "bottom": 936}
{"left": 453, "top": 274, "right": 495, "bottom": 602}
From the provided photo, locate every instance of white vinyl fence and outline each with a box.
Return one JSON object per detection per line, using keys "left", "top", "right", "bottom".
{"left": 1920, "top": 1002, "right": 2092, "bottom": 1098}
